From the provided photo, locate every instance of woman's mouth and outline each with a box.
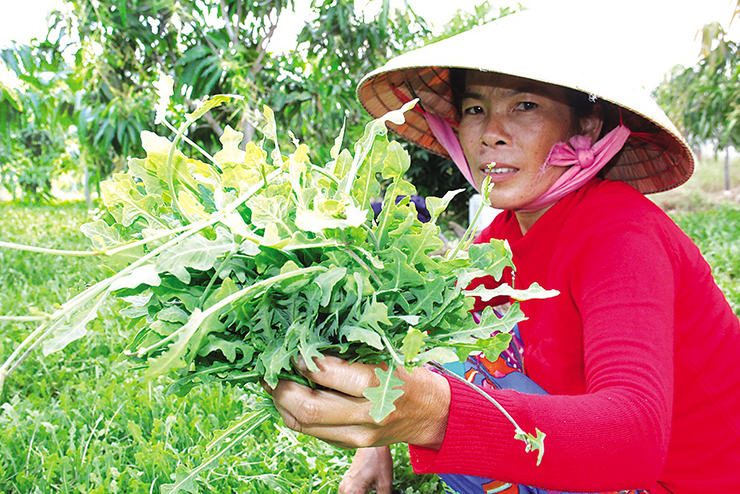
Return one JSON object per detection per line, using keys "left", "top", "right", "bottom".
{"left": 482, "top": 163, "right": 518, "bottom": 176}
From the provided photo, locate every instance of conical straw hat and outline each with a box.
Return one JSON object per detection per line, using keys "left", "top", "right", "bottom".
{"left": 356, "top": 8, "right": 694, "bottom": 194}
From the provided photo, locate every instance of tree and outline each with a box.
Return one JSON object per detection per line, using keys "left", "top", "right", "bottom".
{"left": 654, "top": 3, "right": 740, "bottom": 191}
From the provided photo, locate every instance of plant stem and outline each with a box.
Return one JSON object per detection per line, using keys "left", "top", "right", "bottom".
{"left": 0, "top": 315, "right": 49, "bottom": 322}
{"left": 427, "top": 361, "right": 542, "bottom": 458}
{"left": 0, "top": 241, "right": 100, "bottom": 257}
{"left": 381, "top": 333, "right": 404, "bottom": 367}
{"left": 162, "top": 119, "right": 219, "bottom": 171}
{"left": 198, "top": 247, "right": 237, "bottom": 310}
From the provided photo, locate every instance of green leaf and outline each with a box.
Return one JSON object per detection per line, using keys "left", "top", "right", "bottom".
{"left": 464, "top": 282, "right": 559, "bottom": 302}
{"left": 213, "top": 125, "right": 246, "bottom": 164}
{"left": 381, "top": 140, "right": 411, "bottom": 180}
{"left": 379, "top": 247, "right": 425, "bottom": 291}
{"left": 155, "top": 227, "right": 233, "bottom": 283}
{"left": 80, "top": 219, "right": 123, "bottom": 251}
{"left": 197, "top": 334, "right": 255, "bottom": 364}
{"left": 186, "top": 94, "right": 232, "bottom": 122}
{"left": 363, "top": 364, "right": 405, "bottom": 422}
{"left": 515, "top": 427, "right": 546, "bottom": 467}
{"left": 110, "top": 264, "right": 161, "bottom": 291}
{"left": 101, "top": 172, "right": 166, "bottom": 228}
{"left": 341, "top": 325, "right": 383, "bottom": 350}
{"left": 426, "top": 189, "right": 465, "bottom": 221}
{"left": 449, "top": 332, "right": 512, "bottom": 362}
{"left": 358, "top": 299, "right": 391, "bottom": 331}
{"left": 416, "top": 346, "right": 459, "bottom": 365}
{"left": 455, "top": 240, "right": 515, "bottom": 287}
{"left": 145, "top": 305, "right": 225, "bottom": 379}
{"left": 401, "top": 327, "right": 426, "bottom": 364}
{"left": 440, "top": 305, "right": 524, "bottom": 344}
{"left": 313, "top": 267, "right": 347, "bottom": 307}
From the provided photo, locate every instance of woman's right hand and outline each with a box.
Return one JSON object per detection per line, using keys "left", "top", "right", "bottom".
{"left": 338, "top": 446, "right": 394, "bottom": 494}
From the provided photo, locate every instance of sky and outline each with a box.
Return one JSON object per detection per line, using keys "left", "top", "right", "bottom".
{"left": 0, "top": 0, "right": 738, "bottom": 90}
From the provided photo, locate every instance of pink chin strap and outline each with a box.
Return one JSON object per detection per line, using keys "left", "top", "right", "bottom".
{"left": 423, "top": 112, "right": 631, "bottom": 213}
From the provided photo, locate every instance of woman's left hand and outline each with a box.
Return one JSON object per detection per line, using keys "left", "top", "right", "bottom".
{"left": 263, "top": 355, "right": 450, "bottom": 449}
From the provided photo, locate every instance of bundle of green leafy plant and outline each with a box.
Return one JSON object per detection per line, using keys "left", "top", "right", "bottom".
{"left": 1, "top": 82, "right": 553, "bottom": 477}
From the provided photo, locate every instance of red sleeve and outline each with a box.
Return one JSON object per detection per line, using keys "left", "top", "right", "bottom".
{"left": 410, "top": 207, "right": 676, "bottom": 492}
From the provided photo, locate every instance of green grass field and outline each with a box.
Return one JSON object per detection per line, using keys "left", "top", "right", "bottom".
{"left": 1, "top": 179, "right": 738, "bottom": 493}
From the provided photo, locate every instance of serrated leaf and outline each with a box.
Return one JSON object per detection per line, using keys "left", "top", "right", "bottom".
{"left": 313, "top": 267, "right": 347, "bottom": 307}
{"left": 157, "top": 306, "right": 189, "bottom": 324}
{"left": 80, "top": 219, "right": 123, "bottom": 251}
{"left": 363, "top": 365, "right": 405, "bottom": 422}
{"left": 197, "top": 334, "right": 254, "bottom": 363}
{"left": 381, "top": 140, "right": 411, "bottom": 180}
{"left": 426, "top": 189, "right": 465, "bottom": 221}
{"left": 358, "top": 300, "right": 391, "bottom": 331}
{"left": 101, "top": 172, "right": 165, "bottom": 228}
{"left": 213, "top": 125, "right": 246, "bottom": 164}
{"left": 515, "top": 427, "right": 546, "bottom": 466}
{"left": 144, "top": 306, "right": 224, "bottom": 378}
{"left": 246, "top": 194, "right": 291, "bottom": 232}
{"left": 464, "top": 282, "right": 559, "bottom": 302}
{"left": 341, "top": 325, "right": 383, "bottom": 350}
{"left": 441, "top": 305, "right": 524, "bottom": 344}
{"left": 295, "top": 197, "right": 368, "bottom": 233}
{"left": 449, "top": 332, "right": 512, "bottom": 362}
{"left": 416, "top": 346, "right": 459, "bottom": 365}
{"left": 379, "top": 247, "right": 425, "bottom": 291}
{"left": 260, "top": 342, "right": 293, "bottom": 389}
{"left": 155, "top": 227, "right": 233, "bottom": 283}
{"left": 455, "top": 240, "right": 515, "bottom": 287}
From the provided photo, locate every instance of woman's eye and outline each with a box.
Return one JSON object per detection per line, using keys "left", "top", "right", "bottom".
{"left": 517, "top": 101, "right": 538, "bottom": 111}
{"left": 463, "top": 105, "right": 484, "bottom": 115}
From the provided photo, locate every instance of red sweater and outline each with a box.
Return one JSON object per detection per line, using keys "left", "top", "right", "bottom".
{"left": 409, "top": 179, "right": 740, "bottom": 493}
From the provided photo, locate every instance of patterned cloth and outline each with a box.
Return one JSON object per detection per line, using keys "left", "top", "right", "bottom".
{"left": 439, "top": 324, "right": 645, "bottom": 494}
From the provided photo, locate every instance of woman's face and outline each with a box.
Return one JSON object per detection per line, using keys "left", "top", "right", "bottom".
{"left": 458, "top": 71, "right": 585, "bottom": 212}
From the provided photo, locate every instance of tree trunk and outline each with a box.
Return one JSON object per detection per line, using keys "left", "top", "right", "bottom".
{"left": 83, "top": 163, "right": 92, "bottom": 208}
{"left": 725, "top": 148, "right": 731, "bottom": 192}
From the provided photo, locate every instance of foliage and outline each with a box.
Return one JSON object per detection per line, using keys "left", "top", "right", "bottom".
{"left": 0, "top": 0, "right": 438, "bottom": 203}
{"left": 653, "top": 2, "right": 740, "bottom": 190}
{"left": 0, "top": 41, "right": 76, "bottom": 202}
{"left": 654, "top": 31, "right": 740, "bottom": 152}
{"left": 0, "top": 0, "right": 521, "bottom": 215}
{"left": 670, "top": 203, "right": 740, "bottom": 315}
{"left": 0, "top": 202, "right": 445, "bottom": 494}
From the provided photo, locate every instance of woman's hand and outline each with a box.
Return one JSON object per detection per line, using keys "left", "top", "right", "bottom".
{"left": 263, "top": 355, "right": 450, "bottom": 449}
{"left": 338, "top": 446, "right": 393, "bottom": 494}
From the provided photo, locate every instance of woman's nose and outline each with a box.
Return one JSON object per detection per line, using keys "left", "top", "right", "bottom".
{"left": 481, "top": 115, "right": 509, "bottom": 148}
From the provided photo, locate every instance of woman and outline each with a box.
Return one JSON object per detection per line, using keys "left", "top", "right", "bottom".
{"left": 265, "top": 9, "right": 740, "bottom": 494}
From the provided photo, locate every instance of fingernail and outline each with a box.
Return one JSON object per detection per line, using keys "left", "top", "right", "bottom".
{"left": 294, "top": 355, "right": 307, "bottom": 372}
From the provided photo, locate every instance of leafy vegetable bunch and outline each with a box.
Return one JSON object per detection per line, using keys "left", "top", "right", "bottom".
{"left": 1, "top": 81, "right": 552, "bottom": 467}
